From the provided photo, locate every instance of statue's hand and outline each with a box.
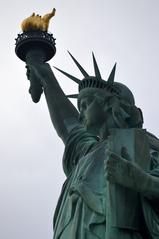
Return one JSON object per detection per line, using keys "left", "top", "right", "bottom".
{"left": 26, "top": 64, "right": 43, "bottom": 102}
{"left": 104, "top": 147, "right": 150, "bottom": 192}
{"left": 26, "top": 63, "right": 58, "bottom": 103}
{"left": 26, "top": 63, "right": 55, "bottom": 87}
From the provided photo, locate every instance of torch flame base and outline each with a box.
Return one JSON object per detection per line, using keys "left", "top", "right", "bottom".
{"left": 15, "top": 30, "right": 56, "bottom": 62}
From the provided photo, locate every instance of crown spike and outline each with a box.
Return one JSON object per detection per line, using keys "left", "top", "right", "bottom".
{"left": 92, "top": 52, "right": 102, "bottom": 79}
{"left": 107, "top": 63, "right": 117, "bottom": 84}
{"left": 54, "top": 66, "right": 81, "bottom": 84}
{"left": 68, "top": 51, "right": 89, "bottom": 78}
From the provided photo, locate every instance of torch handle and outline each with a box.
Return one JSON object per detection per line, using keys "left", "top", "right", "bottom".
{"left": 26, "top": 49, "right": 46, "bottom": 103}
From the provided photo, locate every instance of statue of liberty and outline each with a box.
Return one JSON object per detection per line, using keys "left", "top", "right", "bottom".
{"left": 26, "top": 52, "right": 159, "bottom": 239}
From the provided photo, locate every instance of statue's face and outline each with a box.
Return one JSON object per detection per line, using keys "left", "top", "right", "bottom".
{"left": 79, "top": 93, "right": 106, "bottom": 132}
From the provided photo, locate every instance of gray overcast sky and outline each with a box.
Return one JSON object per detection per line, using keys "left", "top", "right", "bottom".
{"left": 1, "top": 0, "right": 159, "bottom": 238}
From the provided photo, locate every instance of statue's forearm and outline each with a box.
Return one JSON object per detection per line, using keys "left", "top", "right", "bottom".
{"left": 105, "top": 151, "right": 159, "bottom": 200}
{"left": 26, "top": 63, "right": 79, "bottom": 143}
{"left": 125, "top": 163, "right": 159, "bottom": 200}
{"left": 141, "top": 173, "right": 159, "bottom": 200}
{"left": 127, "top": 162, "right": 159, "bottom": 199}
{"left": 43, "top": 73, "right": 79, "bottom": 144}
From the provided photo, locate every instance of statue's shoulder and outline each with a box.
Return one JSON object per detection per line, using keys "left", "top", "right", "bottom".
{"left": 147, "top": 131, "right": 159, "bottom": 151}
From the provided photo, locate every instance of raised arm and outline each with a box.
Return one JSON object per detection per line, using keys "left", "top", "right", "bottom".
{"left": 26, "top": 63, "right": 79, "bottom": 144}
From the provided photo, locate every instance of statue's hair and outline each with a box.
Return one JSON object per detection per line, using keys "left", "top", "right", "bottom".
{"left": 97, "top": 94, "right": 143, "bottom": 128}
{"left": 78, "top": 88, "right": 143, "bottom": 128}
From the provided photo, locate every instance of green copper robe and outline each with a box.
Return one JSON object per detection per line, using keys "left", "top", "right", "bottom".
{"left": 53, "top": 126, "right": 159, "bottom": 239}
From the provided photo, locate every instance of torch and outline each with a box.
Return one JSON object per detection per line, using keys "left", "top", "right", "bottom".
{"left": 15, "top": 8, "right": 56, "bottom": 103}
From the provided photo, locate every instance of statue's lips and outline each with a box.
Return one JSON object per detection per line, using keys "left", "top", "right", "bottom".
{"left": 82, "top": 118, "right": 88, "bottom": 127}
{"left": 79, "top": 114, "right": 87, "bottom": 125}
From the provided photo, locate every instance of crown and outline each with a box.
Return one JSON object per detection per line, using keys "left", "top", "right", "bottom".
{"left": 54, "top": 52, "right": 120, "bottom": 96}
{"left": 54, "top": 52, "right": 135, "bottom": 105}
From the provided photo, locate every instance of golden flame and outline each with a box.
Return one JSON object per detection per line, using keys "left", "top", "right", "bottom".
{"left": 21, "top": 8, "right": 56, "bottom": 32}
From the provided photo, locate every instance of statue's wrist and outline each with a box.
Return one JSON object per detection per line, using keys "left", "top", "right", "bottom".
{"left": 129, "top": 165, "right": 150, "bottom": 194}
{"left": 145, "top": 174, "right": 159, "bottom": 199}
{"left": 139, "top": 173, "right": 157, "bottom": 197}
{"left": 42, "top": 75, "right": 60, "bottom": 92}
{"left": 41, "top": 74, "right": 56, "bottom": 88}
